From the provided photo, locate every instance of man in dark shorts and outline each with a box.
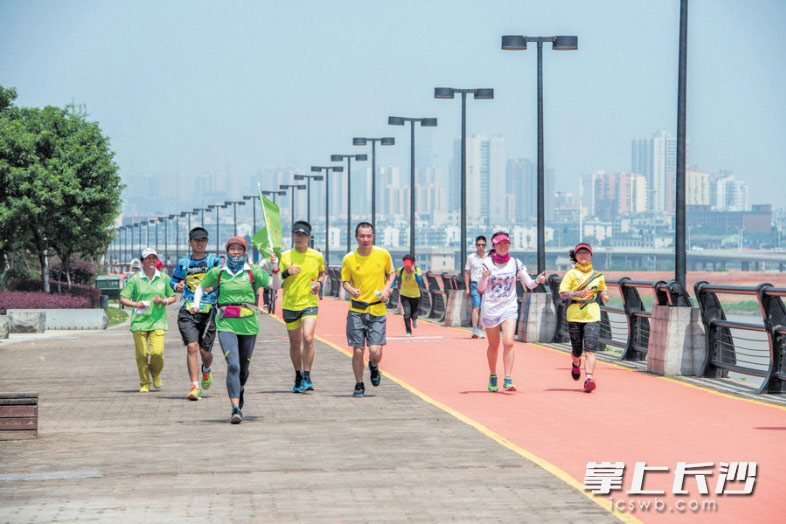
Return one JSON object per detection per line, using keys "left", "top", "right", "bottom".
{"left": 341, "top": 222, "right": 395, "bottom": 397}
{"left": 170, "top": 227, "right": 223, "bottom": 400}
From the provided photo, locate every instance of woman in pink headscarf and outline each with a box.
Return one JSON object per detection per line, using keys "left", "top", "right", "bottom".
{"left": 477, "top": 231, "right": 546, "bottom": 393}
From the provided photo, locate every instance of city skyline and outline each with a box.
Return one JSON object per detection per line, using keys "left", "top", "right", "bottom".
{"left": 1, "top": 0, "right": 784, "bottom": 217}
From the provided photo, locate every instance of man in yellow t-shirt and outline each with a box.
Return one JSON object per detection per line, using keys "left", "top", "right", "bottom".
{"left": 558, "top": 243, "right": 609, "bottom": 393}
{"left": 393, "top": 254, "right": 424, "bottom": 337}
{"left": 341, "top": 222, "right": 394, "bottom": 398}
{"left": 280, "top": 221, "right": 326, "bottom": 393}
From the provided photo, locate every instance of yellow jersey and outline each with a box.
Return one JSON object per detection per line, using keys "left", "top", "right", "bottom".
{"left": 341, "top": 246, "right": 393, "bottom": 316}
{"left": 397, "top": 266, "right": 422, "bottom": 298}
{"left": 280, "top": 247, "right": 325, "bottom": 311}
{"left": 559, "top": 266, "right": 607, "bottom": 323}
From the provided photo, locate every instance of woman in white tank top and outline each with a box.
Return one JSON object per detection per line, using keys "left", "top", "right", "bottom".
{"left": 477, "top": 232, "right": 545, "bottom": 393}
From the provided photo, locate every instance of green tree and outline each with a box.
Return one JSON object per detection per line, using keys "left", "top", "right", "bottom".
{"left": 0, "top": 86, "right": 124, "bottom": 292}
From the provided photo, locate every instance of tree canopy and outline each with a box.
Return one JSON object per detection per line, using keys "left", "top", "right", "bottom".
{"left": 0, "top": 85, "right": 124, "bottom": 291}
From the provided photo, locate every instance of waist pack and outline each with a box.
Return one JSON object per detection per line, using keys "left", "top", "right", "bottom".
{"left": 351, "top": 299, "right": 383, "bottom": 310}
{"left": 217, "top": 304, "right": 257, "bottom": 320}
{"left": 185, "top": 301, "right": 213, "bottom": 314}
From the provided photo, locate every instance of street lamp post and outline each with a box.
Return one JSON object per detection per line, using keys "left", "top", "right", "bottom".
{"left": 294, "top": 173, "right": 324, "bottom": 246}
{"left": 279, "top": 184, "right": 307, "bottom": 234}
{"left": 242, "top": 195, "right": 260, "bottom": 262}
{"left": 502, "top": 33, "right": 577, "bottom": 274}
{"left": 311, "top": 165, "right": 343, "bottom": 268}
{"left": 387, "top": 116, "right": 437, "bottom": 259}
{"left": 224, "top": 200, "right": 246, "bottom": 237}
{"left": 261, "top": 189, "right": 286, "bottom": 206}
{"left": 352, "top": 136, "right": 395, "bottom": 234}
{"left": 330, "top": 154, "right": 367, "bottom": 253}
{"left": 434, "top": 87, "right": 494, "bottom": 270}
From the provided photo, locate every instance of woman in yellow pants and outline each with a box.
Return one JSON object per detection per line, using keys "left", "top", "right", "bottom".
{"left": 120, "top": 248, "right": 177, "bottom": 392}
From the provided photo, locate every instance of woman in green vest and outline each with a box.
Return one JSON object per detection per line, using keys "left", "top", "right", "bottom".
{"left": 119, "top": 247, "right": 177, "bottom": 392}
{"left": 192, "top": 236, "right": 280, "bottom": 424}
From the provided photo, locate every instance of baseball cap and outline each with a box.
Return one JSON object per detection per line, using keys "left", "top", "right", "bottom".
{"left": 141, "top": 247, "right": 158, "bottom": 259}
{"left": 189, "top": 227, "right": 208, "bottom": 240}
{"left": 574, "top": 243, "right": 593, "bottom": 255}
{"left": 225, "top": 236, "right": 247, "bottom": 251}
{"left": 292, "top": 221, "right": 311, "bottom": 236}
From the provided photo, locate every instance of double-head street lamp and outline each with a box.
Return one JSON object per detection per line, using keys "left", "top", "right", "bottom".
{"left": 261, "top": 189, "right": 286, "bottom": 205}
{"left": 279, "top": 184, "right": 307, "bottom": 233}
{"left": 207, "top": 204, "right": 227, "bottom": 254}
{"left": 294, "top": 173, "right": 324, "bottom": 247}
{"left": 193, "top": 207, "right": 209, "bottom": 229}
{"left": 502, "top": 34, "right": 577, "bottom": 274}
{"left": 387, "top": 116, "right": 437, "bottom": 259}
{"left": 352, "top": 136, "right": 395, "bottom": 234}
{"left": 224, "top": 200, "right": 246, "bottom": 237}
{"left": 149, "top": 219, "right": 158, "bottom": 253}
{"left": 330, "top": 153, "right": 367, "bottom": 253}
{"left": 311, "top": 165, "right": 343, "bottom": 268}
{"left": 434, "top": 87, "right": 494, "bottom": 270}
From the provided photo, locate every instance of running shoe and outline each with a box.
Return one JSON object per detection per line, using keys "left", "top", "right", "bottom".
{"left": 571, "top": 361, "right": 581, "bottom": 381}
{"left": 239, "top": 387, "right": 245, "bottom": 409}
{"left": 152, "top": 375, "right": 162, "bottom": 389}
{"left": 471, "top": 328, "right": 479, "bottom": 339}
{"left": 503, "top": 377, "right": 516, "bottom": 392}
{"left": 405, "top": 332, "right": 412, "bottom": 337}
{"left": 139, "top": 384, "right": 150, "bottom": 393}
{"left": 369, "top": 362, "right": 381, "bottom": 387}
{"left": 187, "top": 385, "right": 202, "bottom": 400}
{"left": 353, "top": 383, "right": 365, "bottom": 397}
{"left": 488, "top": 375, "right": 498, "bottom": 392}
{"left": 584, "top": 378, "right": 596, "bottom": 393}
{"left": 292, "top": 377, "right": 304, "bottom": 393}
{"left": 413, "top": 319, "right": 418, "bottom": 328}
{"left": 478, "top": 330, "right": 486, "bottom": 339}
{"left": 201, "top": 371, "right": 213, "bottom": 390}
{"left": 302, "top": 376, "right": 314, "bottom": 391}
{"left": 230, "top": 407, "right": 243, "bottom": 424}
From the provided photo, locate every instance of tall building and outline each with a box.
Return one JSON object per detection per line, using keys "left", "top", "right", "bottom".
{"left": 710, "top": 171, "right": 750, "bottom": 212}
{"left": 449, "top": 134, "right": 506, "bottom": 227}
{"left": 592, "top": 172, "right": 647, "bottom": 220}
{"left": 631, "top": 130, "right": 687, "bottom": 213}
{"left": 506, "top": 158, "right": 536, "bottom": 222}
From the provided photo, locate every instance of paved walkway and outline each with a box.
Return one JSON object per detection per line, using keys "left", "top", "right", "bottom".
{"left": 0, "top": 306, "right": 617, "bottom": 524}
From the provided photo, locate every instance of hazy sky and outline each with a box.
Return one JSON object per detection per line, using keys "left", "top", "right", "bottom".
{"left": 2, "top": 0, "right": 784, "bottom": 208}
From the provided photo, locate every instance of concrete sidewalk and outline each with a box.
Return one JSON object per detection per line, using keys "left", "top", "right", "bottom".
{"left": 0, "top": 308, "right": 617, "bottom": 524}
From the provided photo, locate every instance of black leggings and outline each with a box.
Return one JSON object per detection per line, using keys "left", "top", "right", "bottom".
{"left": 568, "top": 321, "right": 600, "bottom": 357}
{"left": 401, "top": 295, "right": 420, "bottom": 332}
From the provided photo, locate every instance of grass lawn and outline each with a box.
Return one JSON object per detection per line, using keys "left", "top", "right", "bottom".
{"left": 106, "top": 306, "right": 129, "bottom": 327}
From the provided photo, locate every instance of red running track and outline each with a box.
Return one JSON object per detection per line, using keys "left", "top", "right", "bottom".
{"left": 275, "top": 296, "right": 785, "bottom": 524}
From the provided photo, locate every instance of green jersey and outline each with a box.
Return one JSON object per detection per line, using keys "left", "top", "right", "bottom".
{"left": 120, "top": 270, "right": 175, "bottom": 332}
{"left": 200, "top": 263, "right": 271, "bottom": 335}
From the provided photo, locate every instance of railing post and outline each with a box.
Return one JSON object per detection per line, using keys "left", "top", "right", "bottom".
{"left": 756, "top": 283, "right": 786, "bottom": 393}
{"left": 693, "top": 281, "right": 733, "bottom": 377}
{"left": 618, "top": 278, "right": 646, "bottom": 361}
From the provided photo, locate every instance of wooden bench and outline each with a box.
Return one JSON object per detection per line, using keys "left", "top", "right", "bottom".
{"left": 0, "top": 392, "right": 38, "bottom": 440}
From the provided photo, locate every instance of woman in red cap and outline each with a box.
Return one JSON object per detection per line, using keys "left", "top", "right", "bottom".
{"left": 191, "top": 236, "right": 280, "bottom": 423}
{"left": 558, "top": 243, "right": 609, "bottom": 393}
{"left": 477, "top": 231, "right": 546, "bottom": 392}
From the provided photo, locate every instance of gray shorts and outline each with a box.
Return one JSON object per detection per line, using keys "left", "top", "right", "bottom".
{"left": 346, "top": 311, "right": 387, "bottom": 347}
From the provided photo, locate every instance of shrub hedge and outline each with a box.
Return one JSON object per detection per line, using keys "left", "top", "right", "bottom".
{"left": 9, "top": 279, "right": 102, "bottom": 308}
{"left": 0, "top": 291, "right": 92, "bottom": 314}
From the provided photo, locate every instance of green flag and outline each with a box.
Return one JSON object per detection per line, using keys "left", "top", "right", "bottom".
{"left": 252, "top": 190, "right": 282, "bottom": 264}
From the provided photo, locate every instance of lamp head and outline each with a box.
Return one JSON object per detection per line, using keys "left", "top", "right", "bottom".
{"left": 330, "top": 154, "right": 343, "bottom": 161}
{"left": 332, "top": 166, "right": 344, "bottom": 173}
{"left": 474, "top": 88, "right": 494, "bottom": 100}
{"left": 356, "top": 154, "right": 368, "bottom": 161}
{"left": 388, "top": 116, "right": 405, "bottom": 126}
{"left": 294, "top": 174, "right": 305, "bottom": 180}
{"left": 381, "top": 137, "right": 395, "bottom": 146}
{"left": 313, "top": 175, "right": 324, "bottom": 181}
{"left": 353, "top": 137, "right": 367, "bottom": 146}
{"left": 420, "top": 118, "right": 437, "bottom": 127}
{"left": 434, "top": 87, "right": 455, "bottom": 99}
{"left": 311, "top": 166, "right": 322, "bottom": 172}
{"left": 553, "top": 36, "right": 578, "bottom": 50}
{"left": 297, "top": 184, "right": 307, "bottom": 189}
{"left": 501, "top": 35, "right": 527, "bottom": 50}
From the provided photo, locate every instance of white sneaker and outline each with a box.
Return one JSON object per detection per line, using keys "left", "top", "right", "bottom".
{"left": 405, "top": 332, "right": 412, "bottom": 337}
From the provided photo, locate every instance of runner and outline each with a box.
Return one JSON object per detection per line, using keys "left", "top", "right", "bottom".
{"left": 477, "top": 232, "right": 546, "bottom": 393}
{"left": 341, "top": 222, "right": 394, "bottom": 398}
{"left": 170, "top": 227, "right": 223, "bottom": 400}
{"left": 191, "top": 236, "right": 280, "bottom": 423}
{"left": 279, "top": 221, "right": 326, "bottom": 393}
{"left": 119, "top": 247, "right": 177, "bottom": 392}
{"left": 558, "top": 242, "right": 609, "bottom": 393}
{"left": 392, "top": 254, "right": 424, "bottom": 337}
{"left": 464, "top": 235, "right": 487, "bottom": 338}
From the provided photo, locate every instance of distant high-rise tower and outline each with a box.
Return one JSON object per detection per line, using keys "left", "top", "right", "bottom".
{"left": 450, "top": 133, "right": 505, "bottom": 227}
{"left": 631, "top": 130, "right": 687, "bottom": 213}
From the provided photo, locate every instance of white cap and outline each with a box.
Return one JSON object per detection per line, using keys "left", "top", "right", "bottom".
{"left": 141, "top": 247, "right": 158, "bottom": 259}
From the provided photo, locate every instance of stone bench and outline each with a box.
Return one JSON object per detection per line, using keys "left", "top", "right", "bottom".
{"left": 6, "top": 309, "right": 108, "bottom": 331}
{"left": 0, "top": 392, "right": 38, "bottom": 440}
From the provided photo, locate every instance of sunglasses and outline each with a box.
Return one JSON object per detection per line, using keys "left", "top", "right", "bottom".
{"left": 476, "top": 243, "right": 486, "bottom": 246}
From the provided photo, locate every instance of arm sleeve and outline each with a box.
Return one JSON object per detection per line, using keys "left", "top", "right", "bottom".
{"left": 200, "top": 267, "right": 219, "bottom": 290}
{"left": 392, "top": 269, "right": 400, "bottom": 289}
{"left": 384, "top": 252, "right": 393, "bottom": 275}
{"left": 169, "top": 258, "right": 184, "bottom": 290}
{"left": 415, "top": 274, "right": 424, "bottom": 287}
{"left": 517, "top": 262, "right": 538, "bottom": 290}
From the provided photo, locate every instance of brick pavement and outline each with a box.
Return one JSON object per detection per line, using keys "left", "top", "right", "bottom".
{"left": 0, "top": 308, "right": 620, "bottom": 523}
